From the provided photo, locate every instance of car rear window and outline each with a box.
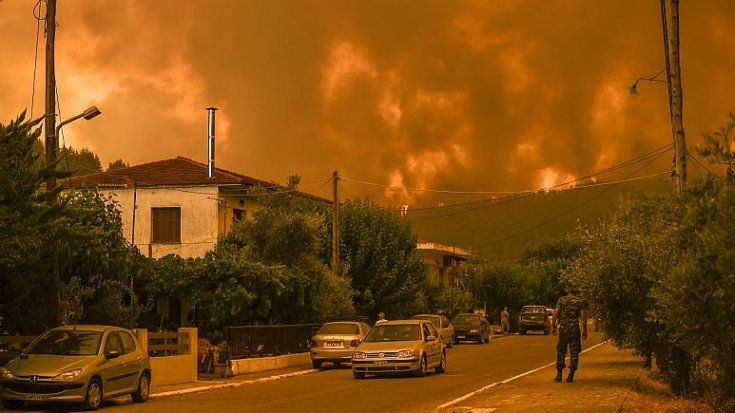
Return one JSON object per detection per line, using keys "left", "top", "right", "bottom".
{"left": 412, "top": 316, "right": 440, "bottom": 329}
{"left": 27, "top": 330, "right": 102, "bottom": 356}
{"left": 452, "top": 315, "right": 481, "bottom": 325}
{"left": 522, "top": 307, "right": 546, "bottom": 314}
{"left": 316, "top": 323, "right": 359, "bottom": 335}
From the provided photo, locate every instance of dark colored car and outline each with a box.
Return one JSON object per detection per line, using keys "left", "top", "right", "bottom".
{"left": 451, "top": 313, "right": 491, "bottom": 343}
{"left": 519, "top": 305, "right": 551, "bottom": 335}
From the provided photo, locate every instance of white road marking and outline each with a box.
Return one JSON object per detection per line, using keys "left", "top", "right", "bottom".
{"left": 150, "top": 369, "right": 318, "bottom": 399}
{"left": 435, "top": 341, "right": 608, "bottom": 411}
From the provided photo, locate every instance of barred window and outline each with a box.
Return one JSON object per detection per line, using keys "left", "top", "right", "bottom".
{"left": 151, "top": 207, "right": 181, "bottom": 243}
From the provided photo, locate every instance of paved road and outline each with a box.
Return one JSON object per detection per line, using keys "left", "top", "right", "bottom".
{"left": 8, "top": 332, "right": 603, "bottom": 412}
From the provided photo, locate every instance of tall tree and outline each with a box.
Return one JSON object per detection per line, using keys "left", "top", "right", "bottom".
{"left": 57, "top": 146, "right": 102, "bottom": 176}
{"left": 107, "top": 159, "right": 129, "bottom": 171}
{"left": 336, "top": 200, "right": 428, "bottom": 319}
{"left": 0, "top": 113, "right": 65, "bottom": 333}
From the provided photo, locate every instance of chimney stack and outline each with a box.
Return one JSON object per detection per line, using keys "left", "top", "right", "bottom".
{"left": 206, "top": 107, "right": 218, "bottom": 178}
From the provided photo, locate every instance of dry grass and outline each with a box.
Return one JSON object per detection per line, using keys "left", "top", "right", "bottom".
{"left": 618, "top": 371, "right": 718, "bottom": 413}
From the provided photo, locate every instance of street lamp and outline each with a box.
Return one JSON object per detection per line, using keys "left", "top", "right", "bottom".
{"left": 48, "top": 105, "right": 102, "bottom": 327}
{"left": 627, "top": 68, "right": 666, "bottom": 95}
{"left": 55, "top": 106, "right": 102, "bottom": 141}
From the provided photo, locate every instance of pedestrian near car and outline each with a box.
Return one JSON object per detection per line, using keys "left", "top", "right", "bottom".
{"left": 375, "top": 311, "right": 388, "bottom": 325}
{"left": 501, "top": 306, "right": 510, "bottom": 334}
{"left": 551, "top": 287, "right": 587, "bottom": 383}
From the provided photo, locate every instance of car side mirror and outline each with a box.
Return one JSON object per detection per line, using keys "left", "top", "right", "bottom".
{"left": 105, "top": 350, "right": 120, "bottom": 359}
{"left": 426, "top": 335, "right": 437, "bottom": 342}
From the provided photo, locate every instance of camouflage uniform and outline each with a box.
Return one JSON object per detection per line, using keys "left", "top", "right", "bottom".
{"left": 555, "top": 295, "right": 585, "bottom": 370}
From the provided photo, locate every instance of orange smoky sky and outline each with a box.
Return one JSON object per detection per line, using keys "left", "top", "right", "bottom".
{"left": 1, "top": 0, "right": 734, "bottom": 206}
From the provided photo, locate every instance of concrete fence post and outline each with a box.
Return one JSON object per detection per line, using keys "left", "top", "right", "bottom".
{"left": 178, "top": 327, "right": 198, "bottom": 382}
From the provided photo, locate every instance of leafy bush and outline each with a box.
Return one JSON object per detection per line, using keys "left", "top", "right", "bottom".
{"left": 565, "top": 177, "right": 734, "bottom": 404}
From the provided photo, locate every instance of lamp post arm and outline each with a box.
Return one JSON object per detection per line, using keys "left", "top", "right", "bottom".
{"left": 54, "top": 112, "right": 86, "bottom": 142}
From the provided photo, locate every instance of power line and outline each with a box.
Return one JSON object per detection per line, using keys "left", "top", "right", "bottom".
{"left": 475, "top": 150, "right": 671, "bottom": 251}
{"left": 341, "top": 178, "right": 533, "bottom": 196}
{"left": 342, "top": 144, "right": 672, "bottom": 200}
{"left": 30, "top": 0, "right": 44, "bottom": 119}
{"left": 404, "top": 145, "right": 672, "bottom": 215}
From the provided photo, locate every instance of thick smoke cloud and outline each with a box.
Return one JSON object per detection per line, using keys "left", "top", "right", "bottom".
{"left": 1, "top": 0, "right": 733, "bottom": 205}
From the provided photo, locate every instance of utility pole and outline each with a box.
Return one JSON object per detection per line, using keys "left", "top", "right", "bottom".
{"left": 661, "top": 0, "right": 687, "bottom": 193}
{"left": 44, "top": 0, "right": 59, "bottom": 327}
{"left": 331, "top": 170, "right": 340, "bottom": 274}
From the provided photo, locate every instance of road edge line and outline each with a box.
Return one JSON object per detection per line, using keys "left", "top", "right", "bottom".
{"left": 436, "top": 340, "right": 608, "bottom": 411}
{"left": 150, "top": 368, "right": 318, "bottom": 399}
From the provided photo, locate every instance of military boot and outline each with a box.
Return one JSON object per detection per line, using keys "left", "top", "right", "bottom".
{"left": 554, "top": 368, "right": 563, "bottom": 382}
{"left": 565, "top": 367, "right": 576, "bottom": 383}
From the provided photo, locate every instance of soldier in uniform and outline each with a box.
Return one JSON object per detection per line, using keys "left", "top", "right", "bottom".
{"left": 551, "top": 287, "right": 587, "bottom": 383}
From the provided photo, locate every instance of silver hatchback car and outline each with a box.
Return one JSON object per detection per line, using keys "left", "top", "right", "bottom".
{"left": 351, "top": 320, "right": 446, "bottom": 379}
{"left": 0, "top": 325, "right": 151, "bottom": 410}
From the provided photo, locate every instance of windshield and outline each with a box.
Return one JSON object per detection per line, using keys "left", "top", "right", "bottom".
{"left": 316, "top": 323, "right": 359, "bottom": 335}
{"left": 412, "top": 316, "right": 440, "bottom": 329}
{"left": 365, "top": 324, "right": 421, "bottom": 342}
{"left": 452, "top": 315, "right": 481, "bottom": 325}
{"left": 26, "top": 330, "right": 102, "bottom": 356}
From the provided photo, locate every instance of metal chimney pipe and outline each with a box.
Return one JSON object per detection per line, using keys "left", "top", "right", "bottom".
{"left": 206, "top": 106, "right": 218, "bottom": 178}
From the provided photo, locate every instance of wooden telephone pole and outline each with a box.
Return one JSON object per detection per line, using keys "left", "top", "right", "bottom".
{"left": 44, "top": 0, "right": 60, "bottom": 327}
{"left": 331, "top": 171, "right": 340, "bottom": 274}
{"left": 661, "top": 0, "right": 687, "bottom": 193}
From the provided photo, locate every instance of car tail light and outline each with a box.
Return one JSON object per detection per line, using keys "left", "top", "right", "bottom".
{"left": 350, "top": 339, "right": 360, "bottom": 347}
{"left": 310, "top": 340, "right": 318, "bottom": 348}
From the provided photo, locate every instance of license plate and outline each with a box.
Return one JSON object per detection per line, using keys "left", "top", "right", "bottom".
{"left": 374, "top": 361, "right": 387, "bottom": 365}
{"left": 25, "top": 394, "right": 47, "bottom": 401}
{"left": 326, "top": 341, "right": 343, "bottom": 348}
{"left": 457, "top": 335, "right": 465, "bottom": 339}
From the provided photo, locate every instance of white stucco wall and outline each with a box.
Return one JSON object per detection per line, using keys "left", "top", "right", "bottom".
{"left": 101, "top": 186, "right": 221, "bottom": 259}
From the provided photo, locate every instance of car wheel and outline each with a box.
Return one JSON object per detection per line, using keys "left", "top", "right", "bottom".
{"left": 131, "top": 372, "right": 150, "bottom": 403}
{"left": 520, "top": 328, "right": 526, "bottom": 335}
{"left": 435, "top": 351, "right": 447, "bottom": 373}
{"left": 333, "top": 361, "right": 341, "bottom": 368}
{"left": 312, "top": 360, "right": 322, "bottom": 369}
{"left": 544, "top": 328, "right": 550, "bottom": 335}
{"left": 352, "top": 370, "right": 365, "bottom": 379}
{"left": 1, "top": 399, "right": 24, "bottom": 410}
{"left": 81, "top": 377, "right": 103, "bottom": 410}
{"left": 415, "top": 355, "right": 427, "bottom": 377}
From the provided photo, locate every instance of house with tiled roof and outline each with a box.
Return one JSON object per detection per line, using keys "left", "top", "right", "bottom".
{"left": 63, "top": 156, "right": 328, "bottom": 260}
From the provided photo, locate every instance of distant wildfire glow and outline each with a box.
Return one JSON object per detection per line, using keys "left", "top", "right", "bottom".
{"left": 1, "top": 0, "right": 734, "bottom": 206}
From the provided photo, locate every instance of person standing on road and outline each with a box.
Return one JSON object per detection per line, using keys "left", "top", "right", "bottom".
{"left": 501, "top": 306, "right": 510, "bottom": 334}
{"left": 551, "top": 287, "right": 587, "bottom": 383}
{"left": 375, "top": 312, "right": 388, "bottom": 325}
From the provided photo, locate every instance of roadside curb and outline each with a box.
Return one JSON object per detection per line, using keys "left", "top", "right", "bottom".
{"left": 150, "top": 368, "right": 318, "bottom": 399}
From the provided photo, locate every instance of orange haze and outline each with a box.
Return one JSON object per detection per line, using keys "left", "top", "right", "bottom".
{"left": 1, "top": 0, "right": 734, "bottom": 205}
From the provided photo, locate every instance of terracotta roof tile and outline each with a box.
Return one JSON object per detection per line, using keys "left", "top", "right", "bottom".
{"left": 62, "top": 157, "right": 274, "bottom": 188}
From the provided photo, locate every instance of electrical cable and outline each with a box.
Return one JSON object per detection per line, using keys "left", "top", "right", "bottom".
{"left": 404, "top": 144, "right": 672, "bottom": 215}
{"left": 30, "top": 0, "right": 44, "bottom": 119}
{"left": 475, "top": 149, "right": 671, "bottom": 251}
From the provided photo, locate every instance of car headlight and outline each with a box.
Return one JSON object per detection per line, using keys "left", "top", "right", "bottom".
{"left": 53, "top": 368, "right": 83, "bottom": 381}
{"left": 470, "top": 329, "right": 479, "bottom": 333}
{"left": 397, "top": 349, "right": 413, "bottom": 358}
{"left": 0, "top": 367, "right": 16, "bottom": 380}
{"left": 353, "top": 351, "right": 366, "bottom": 359}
